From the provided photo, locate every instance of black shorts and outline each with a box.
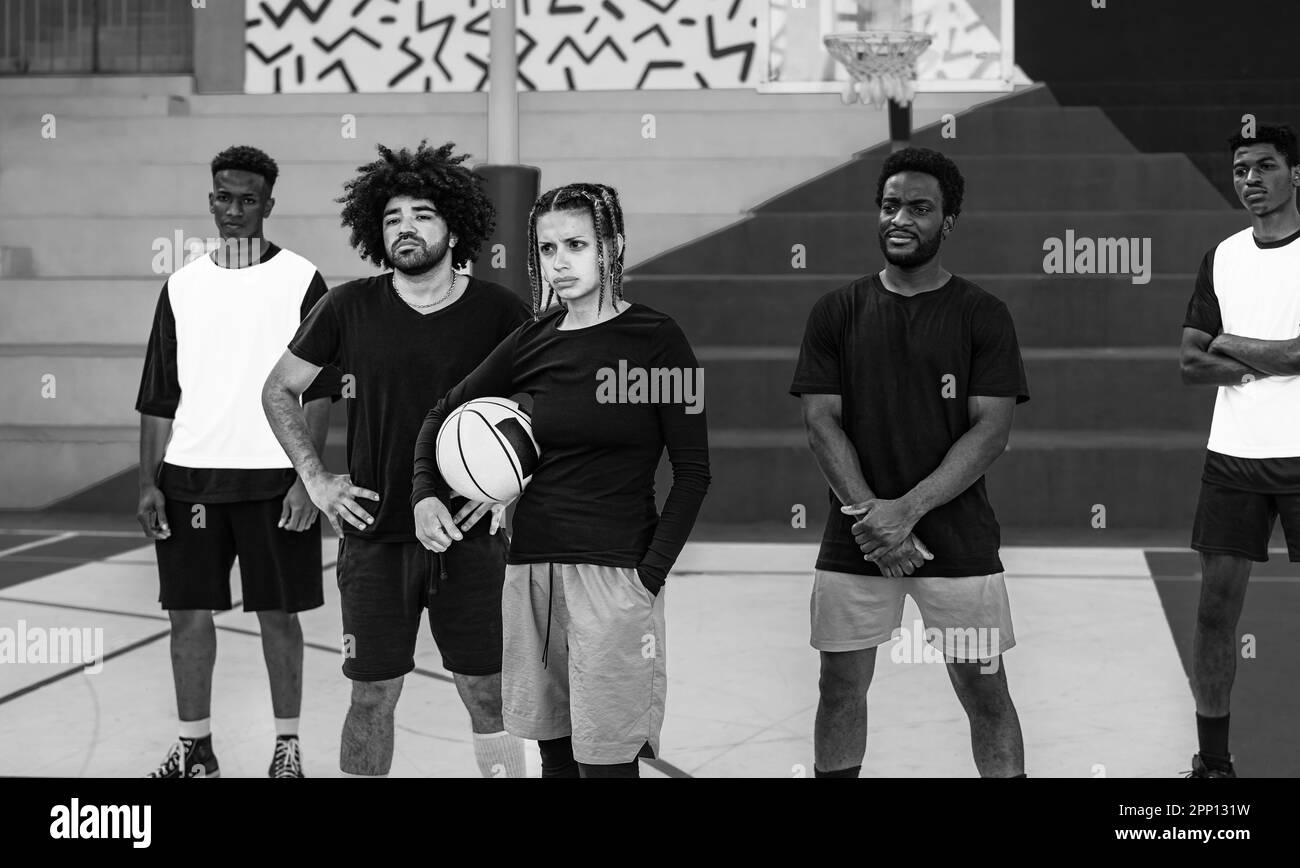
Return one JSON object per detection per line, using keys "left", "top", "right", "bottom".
{"left": 155, "top": 497, "right": 324, "bottom": 613}
{"left": 1191, "top": 480, "right": 1300, "bottom": 562}
{"left": 336, "top": 532, "right": 507, "bottom": 681}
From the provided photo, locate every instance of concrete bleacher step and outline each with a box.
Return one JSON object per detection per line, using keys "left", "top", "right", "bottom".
{"left": 11, "top": 202, "right": 1228, "bottom": 280}
{"left": 0, "top": 213, "right": 729, "bottom": 276}
{"left": 0, "top": 75, "right": 194, "bottom": 96}
{"left": 1, "top": 346, "right": 147, "bottom": 427}
{"left": 0, "top": 94, "right": 184, "bottom": 119}
{"left": 5, "top": 272, "right": 1198, "bottom": 349}
{"left": 908, "top": 106, "right": 1137, "bottom": 154}
{"left": 0, "top": 421, "right": 348, "bottom": 511}
{"left": 760, "top": 152, "right": 1226, "bottom": 212}
{"left": 1100, "top": 105, "right": 1300, "bottom": 149}
{"left": 675, "top": 347, "right": 1206, "bottom": 432}
{"left": 0, "top": 424, "right": 139, "bottom": 510}
{"left": 1045, "top": 80, "right": 1300, "bottom": 106}
{"left": 633, "top": 210, "right": 1241, "bottom": 275}
{"left": 672, "top": 428, "right": 1209, "bottom": 527}
{"left": 10, "top": 420, "right": 1209, "bottom": 526}
{"left": 1, "top": 339, "right": 1205, "bottom": 435}
{"left": 630, "top": 274, "right": 1196, "bottom": 348}
{"left": 0, "top": 157, "right": 841, "bottom": 218}
{"left": 0, "top": 106, "right": 948, "bottom": 163}
{"left": 0, "top": 279, "right": 160, "bottom": 345}
{"left": 185, "top": 89, "right": 928, "bottom": 115}
{"left": 1186, "top": 151, "right": 1247, "bottom": 206}
{"left": 0, "top": 114, "right": 487, "bottom": 164}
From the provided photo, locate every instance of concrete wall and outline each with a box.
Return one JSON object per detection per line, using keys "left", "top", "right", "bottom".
{"left": 193, "top": 0, "right": 245, "bottom": 94}
{"left": 1017, "top": 0, "right": 1300, "bottom": 82}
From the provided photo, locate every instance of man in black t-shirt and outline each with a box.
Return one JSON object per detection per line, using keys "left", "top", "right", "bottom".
{"left": 790, "top": 147, "right": 1030, "bottom": 779}
{"left": 263, "top": 142, "right": 531, "bottom": 777}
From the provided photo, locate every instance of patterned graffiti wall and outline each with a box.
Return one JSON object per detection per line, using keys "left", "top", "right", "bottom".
{"left": 244, "top": 0, "right": 763, "bottom": 93}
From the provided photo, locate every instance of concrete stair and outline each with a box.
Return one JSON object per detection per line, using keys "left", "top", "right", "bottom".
{"left": 635, "top": 87, "right": 1236, "bottom": 532}
{"left": 633, "top": 210, "right": 1240, "bottom": 275}
{"left": 629, "top": 274, "right": 1197, "bottom": 348}
{"left": 0, "top": 79, "right": 999, "bottom": 510}
{"left": 3, "top": 77, "right": 1244, "bottom": 529}
{"left": 1039, "top": 79, "right": 1297, "bottom": 208}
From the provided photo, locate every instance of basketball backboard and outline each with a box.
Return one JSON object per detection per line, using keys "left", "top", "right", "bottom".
{"left": 759, "top": 0, "right": 1028, "bottom": 94}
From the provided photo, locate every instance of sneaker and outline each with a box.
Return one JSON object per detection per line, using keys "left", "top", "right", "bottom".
{"left": 268, "top": 736, "right": 305, "bottom": 778}
{"left": 1184, "top": 753, "right": 1236, "bottom": 778}
{"left": 147, "top": 736, "right": 220, "bottom": 778}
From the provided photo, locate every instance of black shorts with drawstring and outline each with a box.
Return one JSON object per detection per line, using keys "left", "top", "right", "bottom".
{"left": 335, "top": 532, "right": 507, "bottom": 681}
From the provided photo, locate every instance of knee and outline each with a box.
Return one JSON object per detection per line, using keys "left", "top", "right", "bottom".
{"left": 256, "top": 610, "right": 300, "bottom": 637}
{"left": 350, "top": 679, "right": 401, "bottom": 715}
{"left": 458, "top": 675, "right": 503, "bottom": 720}
{"left": 951, "top": 667, "right": 1011, "bottom": 716}
{"left": 168, "top": 610, "right": 213, "bottom": 637}
{"left": 819, "top": 665, "right": 869, "bottom": 706}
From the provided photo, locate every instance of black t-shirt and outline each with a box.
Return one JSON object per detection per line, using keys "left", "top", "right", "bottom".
{"left": 289, "top": 275, "right": 531, "bottom": 541}
{"left": 135, "top": 242, "right": 343, "bottom": 503}
{"left": 411, "top": 303, "right": 711, "bottom": 589}
{"left": 790, "top": 274, "right": 1030, "bottom": 577}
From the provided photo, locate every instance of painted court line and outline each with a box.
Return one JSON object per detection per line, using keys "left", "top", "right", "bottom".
{"left": 0, "top": 591, "right": 692, "bottom": 778}
{"left": 0, "top": 595, "right": 169, "bottom": 624}
{"left": 0, "top": 532, "right": 78, "bottom": 559}
{"left": 0, "top": 529, "right": 142, "bottom": 539}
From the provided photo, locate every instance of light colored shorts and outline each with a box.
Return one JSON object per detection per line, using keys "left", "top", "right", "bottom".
{"left": 810, "top": 569, "right": 1016, "bottom": 659}
{"left": 501, "top": 562, "right": 667, "bottom": 765}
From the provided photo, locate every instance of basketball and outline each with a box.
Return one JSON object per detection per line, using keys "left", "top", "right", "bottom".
{"left": 436, "top": 397, "right": 540, "bottom": 504}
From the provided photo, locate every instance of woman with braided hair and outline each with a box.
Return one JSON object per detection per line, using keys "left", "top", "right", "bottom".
{"left": 412, "top": 182, "right": 711, "bottom": 777}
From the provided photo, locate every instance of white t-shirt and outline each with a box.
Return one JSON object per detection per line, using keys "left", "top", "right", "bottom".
{"left": 136, "top": 244, "right": 336, "bottom": 470}
{"left": 1185, "top": 226, "right": 1300, "bottom": 458}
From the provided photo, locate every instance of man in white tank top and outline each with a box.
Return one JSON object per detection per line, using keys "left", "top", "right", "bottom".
{"left": 136, "top": 146, "right": 341, "bottom": 778}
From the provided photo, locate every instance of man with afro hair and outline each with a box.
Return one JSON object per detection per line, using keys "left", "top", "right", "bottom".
{"left": 263, "top": 141, "right": 531, "bottom": 777}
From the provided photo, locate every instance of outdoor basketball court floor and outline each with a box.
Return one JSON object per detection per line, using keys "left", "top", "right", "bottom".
{"left": 1, "top": 527, "right": 1296, "bottom": 777}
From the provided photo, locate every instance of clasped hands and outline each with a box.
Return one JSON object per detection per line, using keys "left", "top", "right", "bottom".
{"left": 841, "top": 497, "right": 933, "bottom": 578}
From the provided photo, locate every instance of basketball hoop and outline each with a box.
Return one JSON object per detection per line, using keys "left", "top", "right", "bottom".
{"left": 823, "top": 30, "right": 931, "bottom": 108}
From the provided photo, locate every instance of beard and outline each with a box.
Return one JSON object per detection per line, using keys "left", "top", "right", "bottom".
{"left": 388, "top": 235, "right": 450, "bottom": 276}
{"left": 878, "top": 226, "right": 944, "bottom": 268}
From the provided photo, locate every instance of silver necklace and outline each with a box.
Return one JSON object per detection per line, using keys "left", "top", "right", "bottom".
{"left": 393, "top": 270, "right": 457, "bottom": 310}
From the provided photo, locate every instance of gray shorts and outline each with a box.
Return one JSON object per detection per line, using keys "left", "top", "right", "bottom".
{"left": 811, "top": 570, "right": 1016, "bottom": 658}
{"left": 501, "top": 562, "right": 667, "bottom": 765}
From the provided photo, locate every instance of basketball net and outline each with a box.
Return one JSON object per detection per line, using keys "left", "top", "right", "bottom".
{"left": 823, "top": 30, "right": 932, "bottom": 108}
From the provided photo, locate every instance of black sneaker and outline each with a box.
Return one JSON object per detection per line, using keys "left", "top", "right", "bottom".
{"left": 1185, "top": 753, "right": 1236, "bottom": 778}
{"left": 147, "top": 736, "right": 220, "bottom": 778}
{"left": 268, "top": 736, "right": 305, "bottom": 778}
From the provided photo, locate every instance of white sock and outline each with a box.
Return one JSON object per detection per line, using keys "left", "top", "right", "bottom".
{"left": 473, "top": 730, "right": 527, "bottom": 778}
{"left": 274, "top": 717, "right": 299, "bottom": 738}
{"left": 340, "top": 770, "right": 388, "bottom": 778}
{"left": 178, "top": 718, "right": 210, "bottom": 740}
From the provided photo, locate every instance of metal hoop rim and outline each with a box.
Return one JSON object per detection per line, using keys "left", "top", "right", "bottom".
{"left": 822, "top": 29, "right": 933, "bottom": 46}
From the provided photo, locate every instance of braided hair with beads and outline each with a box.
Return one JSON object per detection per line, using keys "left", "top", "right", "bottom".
{"left": 525, "top": 183, "right": 627, "bottom": 319}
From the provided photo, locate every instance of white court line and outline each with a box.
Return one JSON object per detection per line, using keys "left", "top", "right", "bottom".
{"left": 0, "top": 528, "right": 140, "bottom": 539}
{"left": 0, "top": 531, "right": 78, "bottom": 559}
{"left": 1142, "top": 546, "right": 1290, "bottom": 553}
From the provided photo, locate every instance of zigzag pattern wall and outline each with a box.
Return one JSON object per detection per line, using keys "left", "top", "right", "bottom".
{"left": 245, "top": 0, "right": 761, "bottom": 93}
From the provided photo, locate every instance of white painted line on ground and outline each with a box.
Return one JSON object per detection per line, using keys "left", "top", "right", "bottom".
{"left": 0, "top": 531, "right": 78, "bottom": 559}
{"left": 0, "top": 528, "right": 140, "bottom": 539}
